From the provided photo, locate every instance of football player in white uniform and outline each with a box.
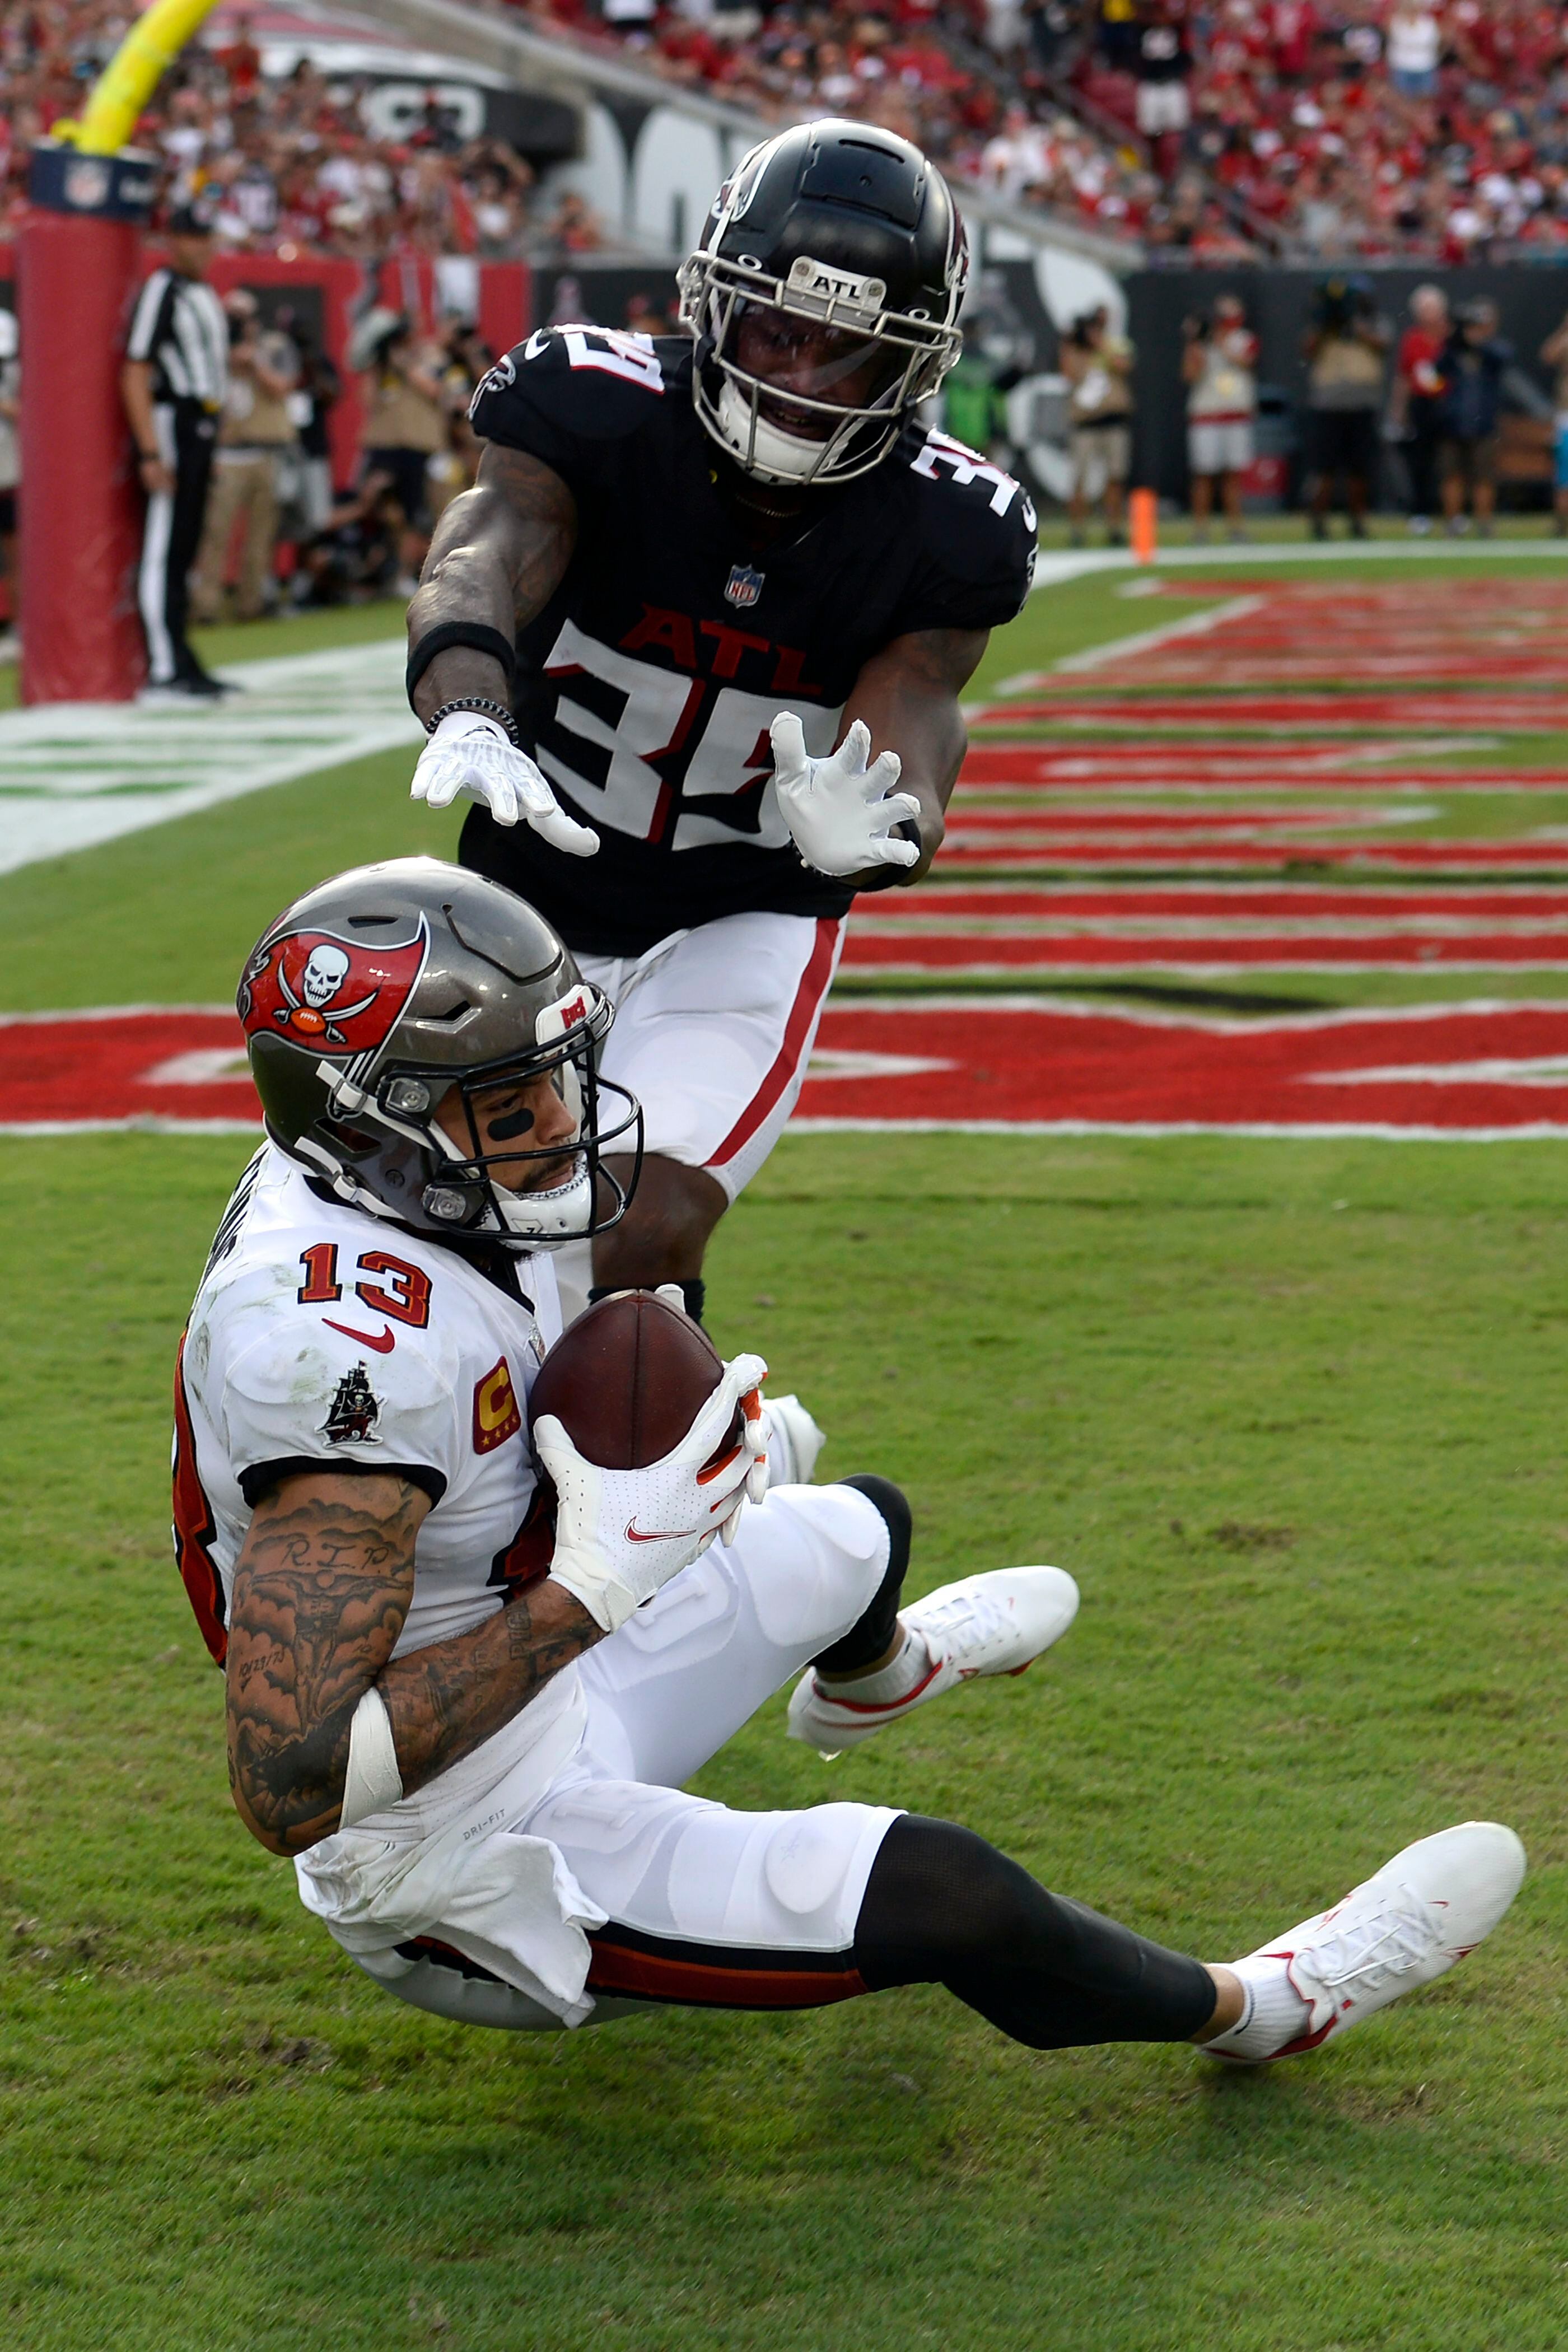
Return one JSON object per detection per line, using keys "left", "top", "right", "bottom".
{"left": 178, "top": 859, "right": 1525, "bottom": 2059}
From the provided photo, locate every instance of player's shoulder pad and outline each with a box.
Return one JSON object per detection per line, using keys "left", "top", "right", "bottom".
{"left": 194, "top": 1249, "right": 464, "bottom": 1486}
{"left": 469, "top": 325, "right": 688, "bottom": 446}
{"left": 903, "top": 428, "right": 1039, "bottom": 614}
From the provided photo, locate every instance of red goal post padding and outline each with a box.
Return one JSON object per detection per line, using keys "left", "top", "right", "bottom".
{"left": 0, "top": 232, "right": 530, "bottom": 698}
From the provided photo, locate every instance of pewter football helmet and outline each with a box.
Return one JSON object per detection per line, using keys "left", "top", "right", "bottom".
{"left": 240, "top": 857, "right": 641, "bottom": 1249}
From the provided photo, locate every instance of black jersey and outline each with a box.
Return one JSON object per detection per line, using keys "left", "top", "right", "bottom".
{"left": 462, "top": 326, "right": 1037, "bottom": 956}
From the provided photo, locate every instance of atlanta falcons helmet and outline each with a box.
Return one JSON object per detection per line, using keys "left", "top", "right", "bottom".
{"left": 678, "top": 119, "right": 967, "bottom": 488}
{"left": 239, "top": 857, "right": 642, "bottom": 1250}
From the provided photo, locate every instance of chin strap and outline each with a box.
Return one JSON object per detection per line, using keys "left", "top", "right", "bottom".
{"left": 292, "top": 1135, "right": 403, "bottom": 1222}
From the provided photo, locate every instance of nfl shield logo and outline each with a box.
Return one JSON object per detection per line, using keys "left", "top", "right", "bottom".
{"left": 724, "top": 563, "right": 765, "bottom": 609}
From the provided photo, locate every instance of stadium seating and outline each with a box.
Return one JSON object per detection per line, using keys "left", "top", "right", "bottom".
{"left": 511, "top": 0, "right": 1568, "bottom": 262}
{"left": 5, "top": 0, "right": 1567, "bottom": 262}
{"left": 0, "top": 0, "right": 565, "bottom": 258}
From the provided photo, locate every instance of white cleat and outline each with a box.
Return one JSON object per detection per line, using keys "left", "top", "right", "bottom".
{"left": 762, "top": 1393, "right": 825, "bottom": 1490}
{"left": 1210, "top": 1821, "right": 1526, "bottom": 2064}
{"left": 787, "top": 1565, "right": 1080, "bottom": 1756}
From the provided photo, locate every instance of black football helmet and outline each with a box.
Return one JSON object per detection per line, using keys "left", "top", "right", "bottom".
{"left": 678, "top": 119, "right": 967, "bottom": 488}
{"left": 239, "top": 857, "right": 642, "bottom": 1251}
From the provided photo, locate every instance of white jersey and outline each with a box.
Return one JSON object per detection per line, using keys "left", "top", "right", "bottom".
{"left": 175, "top": 1141, "right": 567, "bottom": 1672}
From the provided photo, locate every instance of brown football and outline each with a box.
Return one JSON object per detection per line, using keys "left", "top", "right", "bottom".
{"left": 528, "top": 1290, "right": 727, "bottom": 1470}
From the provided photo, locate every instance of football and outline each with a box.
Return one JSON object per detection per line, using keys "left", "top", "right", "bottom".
{"left": 529, "top": 1289, "right": 727, "bottom": 1469}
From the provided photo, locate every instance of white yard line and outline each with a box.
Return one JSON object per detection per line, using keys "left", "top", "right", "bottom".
{"left": 0, "top": 638, "right": 419, "bottom": 877}
{"left": 1052, "top": 596, "right": 1264, "bottom": 674}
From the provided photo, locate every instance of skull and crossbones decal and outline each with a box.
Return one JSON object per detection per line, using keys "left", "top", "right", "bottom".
{"left": 273, "top": 942, "right": 381, "bottom": 1044}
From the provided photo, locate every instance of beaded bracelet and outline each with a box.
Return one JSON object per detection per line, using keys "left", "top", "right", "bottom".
{"left": 424, "top": 697, "right": 521, "bottom": 744}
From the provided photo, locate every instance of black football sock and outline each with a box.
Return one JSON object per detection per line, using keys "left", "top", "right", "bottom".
{"left": 810, "top": 1476, "right": 911, "bottom": 1674}
{"left": 853, "top": 1815, "right": 1216, "bottom": 2048}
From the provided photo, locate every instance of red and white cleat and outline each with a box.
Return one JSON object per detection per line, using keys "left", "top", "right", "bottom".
{"left": 1206, "top": 1821, "right": 1526, "bottom": 2064}
{"left": 786, "top": 1566, "right": 1080, "bottom": 1757}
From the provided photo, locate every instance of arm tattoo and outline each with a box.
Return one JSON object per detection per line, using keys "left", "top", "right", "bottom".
{"left": 408, "top": 445, "right": 577, "bottom": 722}
{"left": 225, "top": 1472, "right": 603, "bottom": 1858}
{"left": 380, "top": 1579, "right": 601, "bottom": 1796}
{"left": 225, "top": 1476, "right": 422, "bottom": 1856}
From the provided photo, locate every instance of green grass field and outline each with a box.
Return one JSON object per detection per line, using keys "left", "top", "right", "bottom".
{"left": 3, "top": 566, "right": 1567, "bottom": 2350}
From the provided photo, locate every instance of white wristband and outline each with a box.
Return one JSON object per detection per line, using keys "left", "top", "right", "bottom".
{"left": 339, "top": 1687, "right": 403, "bottom": 1828}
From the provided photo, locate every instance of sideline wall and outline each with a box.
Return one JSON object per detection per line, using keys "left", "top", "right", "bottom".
{"left": 0, "top": 243, "right": 531, "bottom": 494}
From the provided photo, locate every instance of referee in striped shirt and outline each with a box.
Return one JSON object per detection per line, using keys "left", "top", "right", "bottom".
{"left": 122, "top": 206, "right": 231, "bottom": 699}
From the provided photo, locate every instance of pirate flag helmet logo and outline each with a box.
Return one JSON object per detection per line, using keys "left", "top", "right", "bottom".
{"left": 239, "top": 921, "right": 429, "bottom": 1054}
{"left": 237, "top": 858, "right": 644, "bottom": 1256}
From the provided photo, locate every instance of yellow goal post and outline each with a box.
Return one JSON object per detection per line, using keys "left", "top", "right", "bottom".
{"left": 56, "top": 0, "right": 224, "bottom": 155}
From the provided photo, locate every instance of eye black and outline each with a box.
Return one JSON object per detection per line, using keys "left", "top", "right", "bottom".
{"left": 487, "top": 1106, "right": 536, "bottom": 1141}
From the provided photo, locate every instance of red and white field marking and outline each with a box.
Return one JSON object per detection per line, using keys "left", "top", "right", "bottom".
{"left": 945, "top": 804, "right": 1421, "bottom": 837}
{"left": 995, "top": 578, "right": 1568, "bottom": 692}
{"left": 943, "top": 578, "right": 1568, "bottom": 889}
{"left": 956, "top": 748, "right": 1553, "bottom": 793}
{"left": 973, "top": 692, "right": 1568, "bottom": 734}
{"left": 804, "top": 997, "right": 1568, "bottom": 1135}
{"left": 841, "top": 880, "right": 1568, "bottom": 973}
{"left": 8, "top": 585, "right": 1566, "bottom": 1146}
{"left": 13, "top": 1001, "right": 1568, "bottom": 1138}
{"left": 935, "top": 836, "right": 1568, "bottom": 874}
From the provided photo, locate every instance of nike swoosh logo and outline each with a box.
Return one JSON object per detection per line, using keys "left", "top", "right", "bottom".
{"left": 324, "top": 1318, "right": 396, "bottom": 1354}
{"left": 624, "top": 1518, "right": 703, "bottom": 1543}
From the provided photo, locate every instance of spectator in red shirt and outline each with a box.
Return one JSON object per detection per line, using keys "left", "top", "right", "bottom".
{"left": 1270, "top": 0, "right": 1317, "bottom": 81}
{"left": 1392, "top": 282, "right": 1449, "bottom": 532}
{"left": 214, "top": 15, "right": 263, "bottom": 104}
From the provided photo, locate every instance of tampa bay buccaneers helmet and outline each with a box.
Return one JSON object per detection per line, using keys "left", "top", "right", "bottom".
{"left": 678, "top": 119, "right": 967, "bottom": 488}
{"left": 239, "top": 858, "right": 641, "bottom": 1249}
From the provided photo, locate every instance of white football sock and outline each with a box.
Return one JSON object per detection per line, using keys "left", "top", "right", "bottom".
{"left": 1202, "top": 1954, "right": 1313, "bottom": 2060}
{"left": 815, "top": 1626, "right": 932, "bottom": 1706}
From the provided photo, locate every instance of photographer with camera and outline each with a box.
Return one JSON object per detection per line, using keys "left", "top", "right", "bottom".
{"left": 192, "top": 290, "right": 300, "bottom": 626}
{"left": 1303, "top": 275, "right": 1389, "bottom": 539}
{"left": 352, "top": 307, "right": 450, "bottom": 597}
{"left": 1183, "top": 293, "right": 1257, "bottom": 542}
{"left": 1062, "top": 305, "right": 1135, "bottom": 548}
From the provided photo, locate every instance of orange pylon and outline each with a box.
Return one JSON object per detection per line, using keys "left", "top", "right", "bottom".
{"left": 1130, "top": 487, "right": 1158, "bottom": 564}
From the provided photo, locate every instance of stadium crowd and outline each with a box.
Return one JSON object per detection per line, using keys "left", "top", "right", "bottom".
{"left": 516, "top": 0, "right": 1568, "bottom": 259}
{"left": 6, "top": 0, "right": 1568, "bottom": 259}
{"left": 3, "top": 0, "right": 1568, "bottom": 260}
{"left": 0, "top": 1, "right": 600, "bottom": 259}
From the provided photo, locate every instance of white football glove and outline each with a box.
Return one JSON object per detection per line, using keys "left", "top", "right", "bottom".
{"left": 648, "top": 1287, "right": 767, "bottom": 1513}
{"left": 770, "top": 712, "right": 922, "bottom": 878}
{"left": 410, "top": 710, "right": 599, "bottom": 857}
{"left": 534, "top": 1351, "right": 769, "bottom": 1634}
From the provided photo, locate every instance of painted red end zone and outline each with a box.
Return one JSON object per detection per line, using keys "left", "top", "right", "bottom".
{"left": 11, "top": 1003, "right": 1568, "bottom": 1138}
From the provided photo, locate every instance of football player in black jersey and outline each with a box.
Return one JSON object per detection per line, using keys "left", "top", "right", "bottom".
{"left": 402, "top": 120, "right": 1036, "bottom": 1429}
